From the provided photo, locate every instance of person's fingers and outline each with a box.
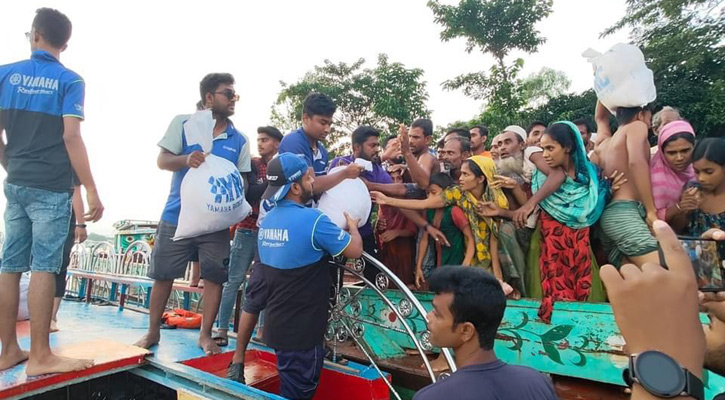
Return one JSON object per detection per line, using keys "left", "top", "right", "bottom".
{"left": 640, "top": 262, "right": 664, "bottom": 275}
{"left": 652, "top": 219, "right": 692, "bottom": 277}
{"left": 599, "top": 264, "right": 624, "bottom": 292}
{"left": 433, "top": 231, "right": 451, "bottom": 247}
{"left": 702, "top": 228, "right": 725, "bottom": 241}
{"left": 701, "top": 291, "right": 725, "bottom": 303}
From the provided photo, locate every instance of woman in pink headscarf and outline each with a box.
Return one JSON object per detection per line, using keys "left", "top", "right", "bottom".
{"left": 650, "top": 120, "right": 699, "bottom": 230}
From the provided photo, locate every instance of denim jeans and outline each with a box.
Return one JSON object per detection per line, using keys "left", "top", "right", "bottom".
{"left": 1, "top": 183, "right": 71, "bottom": 274}
{"left": 217, "top": 228, "right": 258, "bottom": 330}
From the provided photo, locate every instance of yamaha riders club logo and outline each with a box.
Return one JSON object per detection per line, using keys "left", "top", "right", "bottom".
{"left": 9, "top": 74, "right": 22, "bottom": 85}
{"left": 206, "top": 171, "right": 245, "bottom": 213}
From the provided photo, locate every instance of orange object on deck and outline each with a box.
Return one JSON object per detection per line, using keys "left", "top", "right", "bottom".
{"left": 162, "top": 309, "right": 202, "bottom": 329}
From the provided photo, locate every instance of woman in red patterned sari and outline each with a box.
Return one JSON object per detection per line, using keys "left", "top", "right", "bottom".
{"left": 533, "top": 122, "right": 606, "bottom": 323}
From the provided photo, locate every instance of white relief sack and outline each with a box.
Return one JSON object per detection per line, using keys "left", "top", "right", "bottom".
{"left": 173, "top": 110, "right": 251, "bottom": 240}
{"left": 583, "top": 43, "right": 656, "bottom": 113}
{"left": 317, "top": 166, "right": 372, "bottom": 230}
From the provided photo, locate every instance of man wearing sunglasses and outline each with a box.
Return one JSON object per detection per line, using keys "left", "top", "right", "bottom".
{"left": 134, "top": 73, "right": 251, "bottom": 356}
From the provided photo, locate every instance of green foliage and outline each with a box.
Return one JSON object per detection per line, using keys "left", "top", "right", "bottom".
{"left": 271, "top": 54, "right": 431, "bottom": 157}
{"left": 519, "top": 67, "right": 572, "bottom": 108}
{"left": 428, "top": 0, "right": 554, "bottom": 137}
{"left": 428, "top": 0, "right": 553, "bottom": 59}
{"left": 442, "top": 68, "right": 576, "bottom": 140}
{"left": 604, "top": 0, "right": 725, "bottom": 136}
{"left": 522, "top": 90, "right": 598, "bottom": 126}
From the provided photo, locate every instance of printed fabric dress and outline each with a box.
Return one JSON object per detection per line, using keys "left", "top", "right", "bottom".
{"left": 438, "top": 156, "right": 526, "bottom": 295}
{"left": 530, "top": 121, "right": 607, "bottom": 323}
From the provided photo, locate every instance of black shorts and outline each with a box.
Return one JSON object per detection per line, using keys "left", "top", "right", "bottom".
{"left": 147, "top": 221, "right": 230, "bottom": 284}
{"left": 242, "top": 262, "right": 266, "bottom": 315}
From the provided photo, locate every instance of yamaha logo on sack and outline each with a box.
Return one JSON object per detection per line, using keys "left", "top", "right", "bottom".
{"left": 207, "top": 171, "right": 245, "bottom": 212}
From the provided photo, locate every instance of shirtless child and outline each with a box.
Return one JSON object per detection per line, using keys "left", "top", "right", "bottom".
{"left": 591, "top": 101, "right": 659, "bottom": 267}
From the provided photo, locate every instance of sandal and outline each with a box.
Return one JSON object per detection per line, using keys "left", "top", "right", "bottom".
{"left": 226, "top": 362, "right": 245, "bottom": 384}
{"left": 212, "top": 336, "right": 229, "bottom": 347}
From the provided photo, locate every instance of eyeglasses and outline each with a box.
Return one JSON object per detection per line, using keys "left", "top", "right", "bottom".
{"left": 25, "top": 32, "right": 31, "bottom": 42}
{"left": 213, "top": 90, "right": 239, "bottom": 102}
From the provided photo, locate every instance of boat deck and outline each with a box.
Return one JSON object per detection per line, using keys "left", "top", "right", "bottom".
{"left": 1, "top": 301, "right": 388, "bottom": 400}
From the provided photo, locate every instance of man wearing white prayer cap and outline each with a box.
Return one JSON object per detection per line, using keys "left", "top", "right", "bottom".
{"left": 503, "top": 125, "right": 527, "bottom": 143}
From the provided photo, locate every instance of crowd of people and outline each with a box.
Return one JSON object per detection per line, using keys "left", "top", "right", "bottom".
{"left": 2, "top": 7, "right": 725, "bottom": 400}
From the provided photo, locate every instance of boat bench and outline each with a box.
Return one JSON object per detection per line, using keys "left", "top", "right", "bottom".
{"left": 67, "top": 269, "right": 204, "bottom": 311}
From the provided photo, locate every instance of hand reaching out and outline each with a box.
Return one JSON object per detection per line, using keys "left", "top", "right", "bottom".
{"left": 600, "top": 220, "right": 704, "bottom": 380}
{"left": 370, "top": 191, "right": 390, "bottom": 205}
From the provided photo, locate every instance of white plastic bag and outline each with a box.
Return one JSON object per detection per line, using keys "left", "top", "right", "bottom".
{"left": 583, "top": 43, "right": 656, "bottom": 112}
{"left": 173, "top": 110, "right": 251, "bottom": 240}
{"left": 317, "top": 166, "right": 372, "bottom": 230}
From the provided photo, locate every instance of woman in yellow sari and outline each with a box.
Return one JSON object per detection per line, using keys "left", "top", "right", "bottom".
{"left": 371, "top": 156, "right": 513, "bottom": 292}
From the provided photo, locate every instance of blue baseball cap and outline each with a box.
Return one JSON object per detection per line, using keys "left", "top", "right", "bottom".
{"left": 262, "top": 153, "right": 309, "bottom": 202}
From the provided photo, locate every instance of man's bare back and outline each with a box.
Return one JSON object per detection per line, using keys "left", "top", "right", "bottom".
{"left": 594, "top": 122, "right": 649, "bottom": 202}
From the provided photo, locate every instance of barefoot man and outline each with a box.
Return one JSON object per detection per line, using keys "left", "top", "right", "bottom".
{"left": 0, "top": 8, "right": 103, "bottom": 375}
{"left": 591, "top": 101, "right": 660, "bottom": 267}
{"left": 135, "top": 73, "right": 251, "bottom": 354}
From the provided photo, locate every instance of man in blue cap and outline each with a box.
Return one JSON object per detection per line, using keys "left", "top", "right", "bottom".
{"left": 227, "top": 153, "right": 362, "bottom": 399}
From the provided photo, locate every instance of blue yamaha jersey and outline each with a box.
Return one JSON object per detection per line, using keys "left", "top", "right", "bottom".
{"left": 258, "top": 200, "right": 351, "bottom": 269}
{"left": 0, "top": 50, "right": 85, "bottom": 192}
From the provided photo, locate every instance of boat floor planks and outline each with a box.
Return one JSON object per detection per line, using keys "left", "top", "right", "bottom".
{"left": 0, "top": 339, "right": 149, "bottom": 400}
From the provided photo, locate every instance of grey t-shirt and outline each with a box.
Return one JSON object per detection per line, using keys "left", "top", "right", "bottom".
{"left": 413, "top": 360, "right": 558, "bottom": 400}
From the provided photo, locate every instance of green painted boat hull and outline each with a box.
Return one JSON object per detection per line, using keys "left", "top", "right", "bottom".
{"left": 341, "top": 288, "right": 725, "bottom": 399}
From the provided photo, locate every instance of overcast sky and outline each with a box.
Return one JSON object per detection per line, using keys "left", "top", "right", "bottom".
{"left": 1, "top": 0, "right": 629, "bottom": 235}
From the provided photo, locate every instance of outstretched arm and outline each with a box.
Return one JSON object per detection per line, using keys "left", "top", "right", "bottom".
{"left": 363, "top": 181, "right": 407, "bottom": 197}
{"left": 371, "top": 191, "right": 445, "bottom": 210}
{"left": 313, "top": 163, "right": 364, "bottom": 195}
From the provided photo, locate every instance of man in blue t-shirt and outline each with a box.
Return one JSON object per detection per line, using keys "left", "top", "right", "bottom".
{"left": 227, "top": 153, "right": 362, "bottom": 399}
{"left": 415, "top": 266, "right": 558, "bottom": 400}
{"left": 134, "top": 73, "right": 251, "bottom": 356}
{"left": 0, "top": 8, "right": 103, "bottom": 376}
{"left": 278, "top": 92, "right": 364, "bottom": 196}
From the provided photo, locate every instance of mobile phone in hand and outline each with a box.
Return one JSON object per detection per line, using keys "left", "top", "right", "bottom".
{"left": 659, "top": 236, "right": 725, "bottom": 292}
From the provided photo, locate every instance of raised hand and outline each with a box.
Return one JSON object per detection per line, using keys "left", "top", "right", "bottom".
{"left": 398, "top": 124, "right": 411, "bottom": 155}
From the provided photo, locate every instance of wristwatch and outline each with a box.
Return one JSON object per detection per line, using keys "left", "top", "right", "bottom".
{"left": 623, "top": 351, "right": 704, "bottom": 399}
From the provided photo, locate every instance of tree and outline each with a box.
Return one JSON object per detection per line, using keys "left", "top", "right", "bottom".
{"left": 428, "top": 0, "right": 553, "bottom": 123}
{"left": 603, "top": 0, "right": 725, "bottom": 136}
{"left": 440, "top": 67, "right": 572, "bottom": 139}
{"left": 271, "top": 54, "right": 431, "bottom": 156}
{"left": 519, "top": 67, "right": 571, "bottom": 108}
